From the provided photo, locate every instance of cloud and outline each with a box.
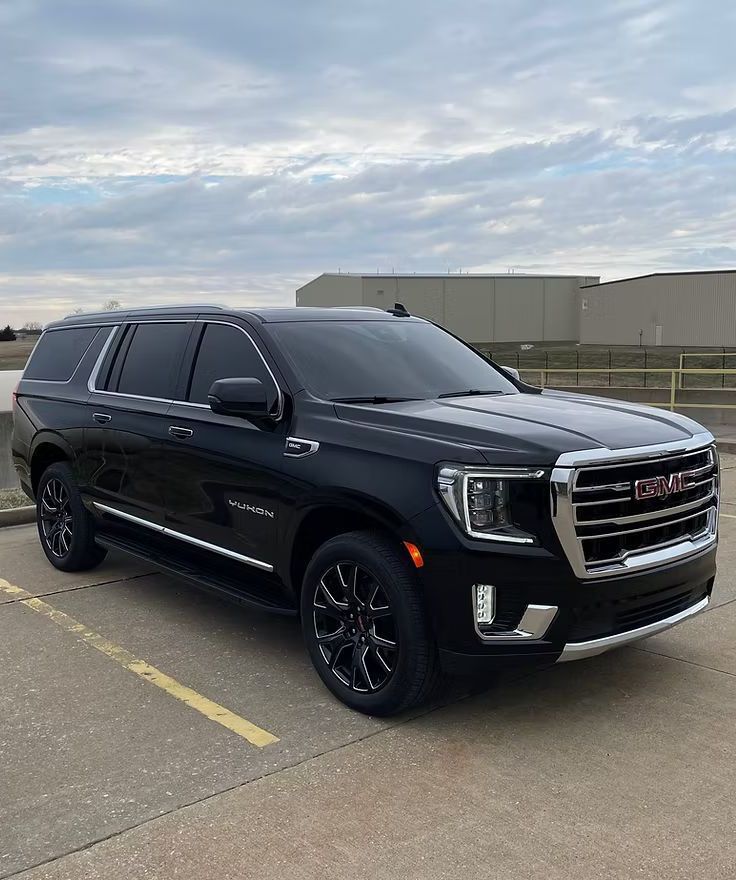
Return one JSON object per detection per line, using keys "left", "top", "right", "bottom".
{"left": 0, "top": 0, "right": 735, "bottom": 324}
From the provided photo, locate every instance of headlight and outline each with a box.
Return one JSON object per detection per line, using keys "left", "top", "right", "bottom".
{"left": 436, "top": 464, "right": 545, "bottom": 544}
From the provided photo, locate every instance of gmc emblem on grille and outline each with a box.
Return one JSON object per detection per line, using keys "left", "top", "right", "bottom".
{"left": 634, "top": 469, "right": 700, "bottom": 501}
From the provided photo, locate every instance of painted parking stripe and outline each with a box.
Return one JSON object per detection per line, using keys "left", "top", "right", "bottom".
{"left": 0, "top": 578, "right": 278, "bottom": 748}
{"left": 720, "top": 512, "right": 736, "bottom": 519}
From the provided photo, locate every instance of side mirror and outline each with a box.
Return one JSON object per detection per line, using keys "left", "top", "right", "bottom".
{"left": 208, "top": 377, "right": 270, "bottom": 419}
{"left": 500, "top": 365, "right": 520, "bottom": 381}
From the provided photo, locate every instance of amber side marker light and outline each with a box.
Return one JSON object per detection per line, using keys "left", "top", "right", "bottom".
{"left": 403, "top": 541, "right": 424, "bottom": 568}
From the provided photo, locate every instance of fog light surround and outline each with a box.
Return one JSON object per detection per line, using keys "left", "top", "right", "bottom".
{"left": 474, "top": 583, "right": 496, "bottom": 626}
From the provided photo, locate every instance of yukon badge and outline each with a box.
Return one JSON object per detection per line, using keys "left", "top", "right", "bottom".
{"left": 228, "top": 499, "right": 275, "bottom": 519}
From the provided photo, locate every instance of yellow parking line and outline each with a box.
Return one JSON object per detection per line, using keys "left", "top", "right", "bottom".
{"left": 0, "top": 578, "right": 278, "bottom": 748}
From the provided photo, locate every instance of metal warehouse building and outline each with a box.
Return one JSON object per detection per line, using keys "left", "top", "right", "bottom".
{"left": 297, "top": 273, "right": 599, "bottom": 347}
{"left": 580, "top": 271, "right": 736, "bottom": 347}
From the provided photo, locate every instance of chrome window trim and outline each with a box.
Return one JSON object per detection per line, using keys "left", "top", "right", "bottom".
{"left": 92, "top": 502, "right": 273, "bottom": 572}
{"left": 188, "top": 319, "right": 285, "bottom": 420}
{"left": 88, "top": 320, "right": 192, "bottom": 404}
{"left": 557, "top": 595, "right": 710, "bottom": 661}
{"left": 87, "top": 325, "right": 120, "bottom": 393}
{"left": 551, "top": 437, "right": 719, "bottom": 579}
{"left": 86, "top": 318, "right": 285, "bottom": 419}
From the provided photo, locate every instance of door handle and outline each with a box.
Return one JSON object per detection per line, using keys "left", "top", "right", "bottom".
{"left": 93, "top": 412, "right": 111, "bottom": 424}
{"left": 168, "top": 425, "right": 193, "bottom": 439}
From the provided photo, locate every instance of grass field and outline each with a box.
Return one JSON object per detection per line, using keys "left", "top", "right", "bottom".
{"left": 0, "top": 339, "right": 37, "bottom": 371}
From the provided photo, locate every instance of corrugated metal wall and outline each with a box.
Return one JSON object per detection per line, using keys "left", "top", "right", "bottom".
{"left": 580, "top": 273, "right": 736, "bottom": 346}
{"left": 297, "top": 274, "right": 596, "bottom": 344}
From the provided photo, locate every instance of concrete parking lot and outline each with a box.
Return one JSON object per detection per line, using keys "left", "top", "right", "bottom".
{"left": 2, "top": 461, "right": 736, "bottom": 879}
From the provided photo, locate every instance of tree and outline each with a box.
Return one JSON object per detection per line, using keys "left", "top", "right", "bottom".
{"left": 0, "top": 325, "right": 17, "bottom": 342}
{"left": 70, "top": 308, "right": 84, "bottom": 315}
{"left": 102, "top": 299, "right": 122, "bottom": 311}
{"left": 23, "top": 321, "right": 42, "bottom": 332}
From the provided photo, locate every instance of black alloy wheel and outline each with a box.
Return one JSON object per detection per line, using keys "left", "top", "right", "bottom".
{"left": 40, "top": 478, "right": 73, "bottom": 558}
{"left": 36, "top": 462, "right": 107, "bottom": 572}
{"left": 301, "top": 530, "right": 439, "bottom": 716}
{"left": 313, "top": 562, "right": 398, "bottom": 693}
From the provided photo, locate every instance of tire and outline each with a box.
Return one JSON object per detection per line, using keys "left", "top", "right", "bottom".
{"left": 36, "top": 462, "right": 107, "bottom": 572}
{"left": 301, "top": 530, "right": 439, "bottom": 716}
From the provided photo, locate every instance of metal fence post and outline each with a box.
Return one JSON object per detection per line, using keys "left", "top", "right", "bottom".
{"left": 678, "top": 352, "right": 684, "bottom": 389}
{"left": 670, "top": 371, "right": 676, "bottom": 412}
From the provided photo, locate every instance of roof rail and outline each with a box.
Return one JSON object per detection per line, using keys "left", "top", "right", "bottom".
{"left": 63, "top": 304, "right": 226, "bottom": 320}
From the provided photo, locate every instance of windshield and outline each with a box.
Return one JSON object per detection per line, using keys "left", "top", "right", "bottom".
{"left": 269, "top": 320, "right": 518, "bottom": 401}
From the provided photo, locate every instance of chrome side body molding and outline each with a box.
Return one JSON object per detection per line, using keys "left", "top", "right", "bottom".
{"left": 92, "top": 502, "right": 273, "bottom": 572}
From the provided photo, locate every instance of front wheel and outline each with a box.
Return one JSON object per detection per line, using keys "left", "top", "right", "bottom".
{"left": 301, "top": 530, "right": 439, "bottom": 716}
{"left": 36, "top": 462, "right": 107, "bottom": 572}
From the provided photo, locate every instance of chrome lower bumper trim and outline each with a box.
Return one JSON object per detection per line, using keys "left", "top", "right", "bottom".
{"left": 476, "top": 603, "right": 558, "bottom": 642}
{"left": 557, "top": 595, "right": 709, "bottom": 662}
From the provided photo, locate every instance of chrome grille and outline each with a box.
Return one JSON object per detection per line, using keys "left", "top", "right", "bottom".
{"left": 551, "top": 437, "right": 719, "bottom": 579}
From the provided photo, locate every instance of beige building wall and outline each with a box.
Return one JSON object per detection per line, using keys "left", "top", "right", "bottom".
{"left": 296, "top": 273, "right": 597, "bottom": 345}
{"left": 580, "top": 272, "right": 736, "bottom": 347}
{"left": 296, "top": 274, "right": 362, "bottom": 307}
{"left": 444, "top": 277, "right": 493, "bottom": 342}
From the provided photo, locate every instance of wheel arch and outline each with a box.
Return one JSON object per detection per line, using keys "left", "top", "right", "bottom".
{"left": 29, "top": 433, "right": 74, "bottom": 494}
{"left": 287, "top": 495, "right": 419, "bottom": 594}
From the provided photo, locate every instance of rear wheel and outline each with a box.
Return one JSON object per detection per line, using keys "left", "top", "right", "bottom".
{"left": 36, "top": 462, "right": 107, "bottom": 572}
{"left": 301, "top": 530, "right": 438, "bottom": 716}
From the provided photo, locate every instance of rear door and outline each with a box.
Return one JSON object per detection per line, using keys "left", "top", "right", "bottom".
{"left": 162, "top": 319, "right": 287, "bottom": 572}
{"left": 83, "top": 320, "right": 193, "bottom": 526}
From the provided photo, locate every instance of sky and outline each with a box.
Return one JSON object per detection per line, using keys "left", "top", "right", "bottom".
{"left": 1, "top": 0, "right": 735, "bottom": 326}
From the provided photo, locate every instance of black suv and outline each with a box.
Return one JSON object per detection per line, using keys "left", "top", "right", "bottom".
{"left": 12, "top": 304, "right": 718, "bottom": 715}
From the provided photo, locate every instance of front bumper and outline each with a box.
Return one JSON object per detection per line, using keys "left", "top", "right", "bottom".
{"left": 557, "top": 593, "right": 709, "bottom": 662}
{"left": 410, "top": 502, "right": 717, "bottom": 674}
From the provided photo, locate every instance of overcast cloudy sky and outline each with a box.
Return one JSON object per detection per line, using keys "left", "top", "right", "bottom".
{"left": 1, "top": 0, "right": 735, "bottom": 324}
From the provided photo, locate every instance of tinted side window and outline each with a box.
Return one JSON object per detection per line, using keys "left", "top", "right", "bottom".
{"left": 114, "top": 323, "right": 191, "bottom": 399}
{"left": 188, "top": 324, "right": 275, "bottom": 404}
{"left": 24, "top": 327, "right": 99, "bottom": 381}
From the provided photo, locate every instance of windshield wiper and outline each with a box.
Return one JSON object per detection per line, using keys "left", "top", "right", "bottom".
{"left": 437, "top": 389, "right": 504, "bottom": 399}
{"left": 330, "top": 396, "right": 423, "bottom": 404}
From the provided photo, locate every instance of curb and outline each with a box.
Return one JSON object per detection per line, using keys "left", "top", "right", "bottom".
{"left": 717, "top": 440, "right": 736, "bottom": 455}
{"left": 0, "top": 505, "right": 35, "bottom": 528}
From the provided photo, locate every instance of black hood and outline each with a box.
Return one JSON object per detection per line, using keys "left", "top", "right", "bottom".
{"left": 334, "top": 389, "right": 711, "bottom": 466}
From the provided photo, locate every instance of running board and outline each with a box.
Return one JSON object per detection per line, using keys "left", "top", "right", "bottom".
{"left": 96, "top": 533, "right": 298, "bottom": 617}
